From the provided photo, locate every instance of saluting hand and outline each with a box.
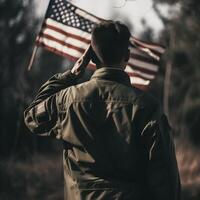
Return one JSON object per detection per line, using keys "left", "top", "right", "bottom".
{"left": 71, "top": 44, "right": 92, "bottom": 77}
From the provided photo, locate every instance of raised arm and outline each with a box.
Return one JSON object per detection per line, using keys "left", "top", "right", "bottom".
{"left": 24, "top": 71, "right": 78, "bottom": 136}
{"left": 24, "top": 45, "right": 93, "bottom": 137}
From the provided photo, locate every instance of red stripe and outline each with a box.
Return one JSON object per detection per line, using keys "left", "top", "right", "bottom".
{"left": 39, "top": 33, "right": 86, "bottom": 53}
{"left": 37, "top": 41, "right": 152, "bottom": 86}
{"left": 127, "top": 63, "right": 157, "bottom": 76}
{"left": 127, "top": 72, "right": 152, "bottom": 81}
{"left": 36, "top": 40, "right": 155, "bottom": 80}
{"left": 37, "top": 41, "right": 79, "bottom": 61}
{"left": 132, "top": 36, "right": 165, "bottom": 50}
{"left": 40, "top": 30, "right": 159, "bottom": 67}
{"left": 42, "top": 22, "right": 91, "bottom": 44}
{"left": 42, "top": 21, "right": 162, "bottom": 58}
{"left": 133, "top": 41, "right": 162, "bottom": 57}
{"left": 130, "top": 53, "right": 159, "bottom": 65}
{"left": 133, "top": 84, "right": 149, "bottom": 90}
{"left": 39, "top": 35, "right": 158, "bottom": 76}
{"left": 36, "top": 41, "right": 96, "bottom": 68}
{"left": 87, "top": 63, "right": 96, "bottom": 70}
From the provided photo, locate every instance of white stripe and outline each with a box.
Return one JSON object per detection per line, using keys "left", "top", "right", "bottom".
{"left": 138, "top": 47, "right": 160, "bottom": 61}
{"left": 125, "top": 66, "right": 155, "bottom": 80}
{"left": 129, "top": 57, "right": 158, "bottom": 72}
{"left": 42, "top": 28, "right": 89, "bottom": 49}
{"left": 46, "top": 18, "right": 91, "bottom": 40}
{"left": 39, "top": 37, "right": 83, "bottom": 58}
{"left": 130, "top": 42, "right": 160, "bottom": 61}
{"left": 39, "top": 37, "right": 96, "bottom": 65}
{"left": 130, "top": 77, "right": 150, "bottom": 85}
{"left": 130, "top": 37, "right": 165, "bottom": 53}
{"left": 130, "top": 48, "right": 152, "bottom": 58}
{"left": 39, "top": 38, "right": 150, "bottom": 86}
{"left": 75, "top": 9, "right": 101, "bottom": 24}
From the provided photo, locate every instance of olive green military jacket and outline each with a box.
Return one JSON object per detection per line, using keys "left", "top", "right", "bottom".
{"left": 24, "top": 67, "right": 181, "bottom": 200}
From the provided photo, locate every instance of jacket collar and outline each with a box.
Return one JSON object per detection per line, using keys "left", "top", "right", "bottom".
{"left": 91, "top": 67, "right": 131, "bottom": 87}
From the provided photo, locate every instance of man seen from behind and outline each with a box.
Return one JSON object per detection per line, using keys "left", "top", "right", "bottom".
{"left": 24, "top": 21, "right": 181, "bottom": 200}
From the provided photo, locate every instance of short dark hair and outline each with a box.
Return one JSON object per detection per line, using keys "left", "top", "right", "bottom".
{"left": 91, "top": 20, "right": 131, "bottom": 65}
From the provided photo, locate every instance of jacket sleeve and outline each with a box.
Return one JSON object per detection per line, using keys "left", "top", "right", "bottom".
{"left": 24, "top": 70, "right": 77, "bottom": 138}
{"left": 141, "top": 106, "right": 181, "bottom": 200}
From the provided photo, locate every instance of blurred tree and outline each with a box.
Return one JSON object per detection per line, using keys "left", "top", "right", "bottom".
{"left": 151, "top": 0, "right": 200, "bottom": 144}
{"left": 0, "top": 0, "right": 38, "bottom": 156}
{"left": 0, "top": 0, "right": 66, "bottom": 157}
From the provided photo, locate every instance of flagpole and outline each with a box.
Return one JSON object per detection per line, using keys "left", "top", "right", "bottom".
{"left": 27, "top": 0, "right": 51, "bottom": 71}
{"left": 163, "top": 55, "right": 172, "bottom": 117}
{"left": 27, "top": 45, "right": 39, "bottom": 71}
{"left": 163, "top": 29, "right": 175, "bottom": 118}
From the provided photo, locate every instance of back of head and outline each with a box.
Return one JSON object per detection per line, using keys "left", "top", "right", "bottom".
{"left": 91, "top": 21, "right": 131, "bottom": 66}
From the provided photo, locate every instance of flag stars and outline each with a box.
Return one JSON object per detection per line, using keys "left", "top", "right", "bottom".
{"left": 48, "top": 1, "right": 95, "bottom": 33}
{"left": 70, "top": 6, "right": 75, "bottom": 11}
{"left": 86, "top": 24, "right": 91, "bottom": 29}
{"left": 70, "top": 15, "right": 74, "bottom": 19}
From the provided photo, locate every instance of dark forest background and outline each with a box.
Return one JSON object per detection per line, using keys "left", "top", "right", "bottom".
{"left": 0, "top": 0, "right": 200, "bottom": 199}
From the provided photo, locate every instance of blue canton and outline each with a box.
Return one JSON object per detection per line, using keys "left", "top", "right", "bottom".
{"left": 46, "top": 0, "right": 97, "bottom": 33}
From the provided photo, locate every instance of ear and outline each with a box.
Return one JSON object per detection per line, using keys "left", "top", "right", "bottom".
{"left": 124, "top": 49, "right": 130, "bottom": 62}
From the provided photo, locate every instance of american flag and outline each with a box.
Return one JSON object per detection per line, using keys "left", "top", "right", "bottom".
{"left": 36, "top": 0, "right": 165, "bottom": 88}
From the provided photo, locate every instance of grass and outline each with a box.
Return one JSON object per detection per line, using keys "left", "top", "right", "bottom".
{"left": 0, "top": 153, "right": 63, "bottom": 200}
{"left": 0, "top": 138, "right": 200, "bottom": 200}
{"left": 176, "top": 138, "right": 200, "bottom": 200}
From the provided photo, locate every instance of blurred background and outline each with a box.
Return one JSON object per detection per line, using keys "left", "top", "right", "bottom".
{"left": 0, "top": 0, "right": 200, "bottom": 199}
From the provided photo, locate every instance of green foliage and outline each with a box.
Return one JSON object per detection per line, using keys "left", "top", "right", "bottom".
{"left": 0, "top": 0, "right": 38, "bottom": 156}
{"left": 0, "top": 1, "right": 66, "bottom": 157}
{"left": 152, "top": 0, "right": 200, "bottom": 144}
{"left": 0, "top": 153, "right": 63, "bottom": 200}
{"left": 0, "top": 1, "right": 199, "bottom": 199}
{"left": 176, "top": 138, "right": 200, "bottom": 200}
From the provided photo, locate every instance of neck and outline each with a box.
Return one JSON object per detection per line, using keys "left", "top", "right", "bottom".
{"left": 96, "top": 64, "right": 126, "bottom": 70}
